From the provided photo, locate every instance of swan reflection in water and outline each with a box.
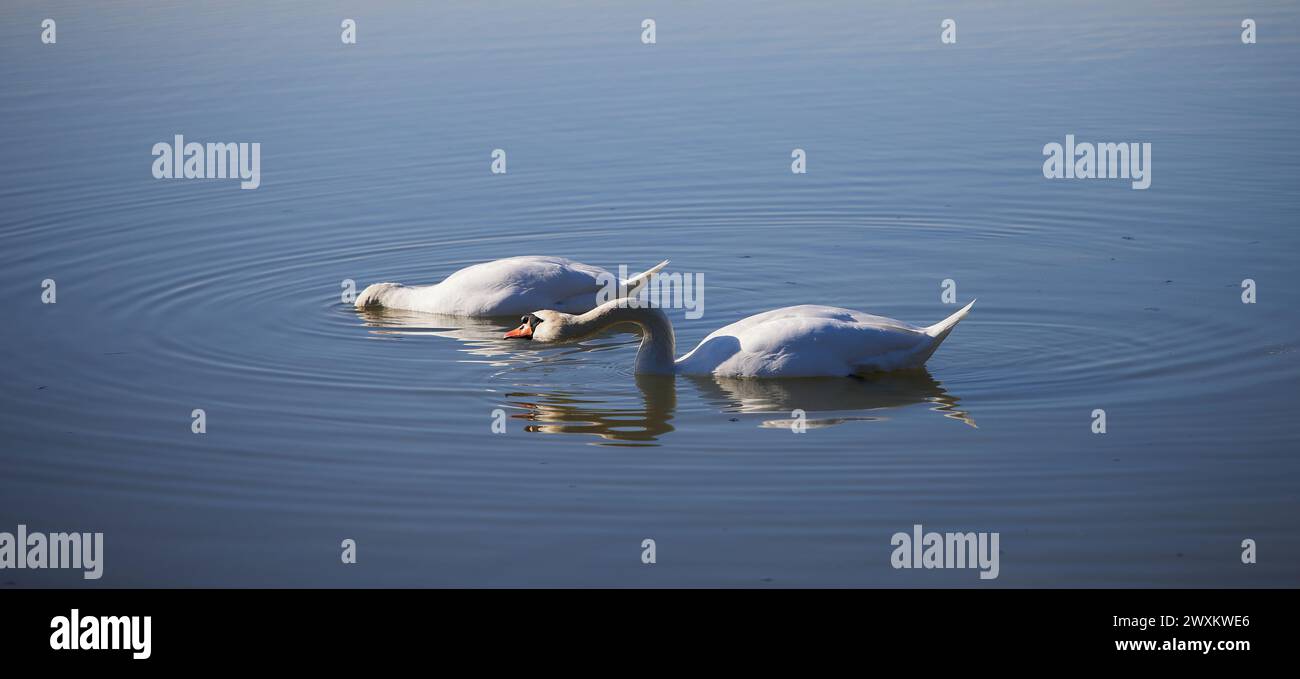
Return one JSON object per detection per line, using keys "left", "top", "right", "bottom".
{"left": 355, "top": 306, "right": 644, "bottom": 370}
{"left": 355, "top": 307, "right": 547, "bottom": 365}
{"left": 355, "top": 308, "right": 974, "bottom": 445}
{"left": 504, "top": 375, "right": 678, "bottom": 447}
{"left": 689, "top": 371, "right": 975, "bottom": 430}
{"left": 503, "top": 371, "right": 973, "bottom": 445}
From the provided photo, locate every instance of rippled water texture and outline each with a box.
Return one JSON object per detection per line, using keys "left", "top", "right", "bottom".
{"left": 2, "top": 1, "right": 1298, "bottom": 586}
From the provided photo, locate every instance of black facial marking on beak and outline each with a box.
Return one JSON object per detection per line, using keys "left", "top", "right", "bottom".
{"left": 505, "top": 314, "right": 541, "bottom": 339}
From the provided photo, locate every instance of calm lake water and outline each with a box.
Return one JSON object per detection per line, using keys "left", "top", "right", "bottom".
{"left": 2, "top": 1, "right": 1298, "bottom": 586}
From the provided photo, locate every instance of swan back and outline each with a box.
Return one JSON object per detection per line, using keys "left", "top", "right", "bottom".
{"left": 357, "top": 256, "right": 609, "bottom": 316}
{"left": 675, "top": 305, "right": 961, "bottom": 377}
{"left": 433, "top": 256, "right": 609, "bottom": 315}
{"left": 356, "top": 256, "right": 670, "bottom": 317}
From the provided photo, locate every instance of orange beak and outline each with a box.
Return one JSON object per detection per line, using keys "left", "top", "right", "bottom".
{"left": 504, "top": 323, "right": 532, "bottom": 339}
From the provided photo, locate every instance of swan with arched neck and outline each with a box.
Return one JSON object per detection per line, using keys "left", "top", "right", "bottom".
{"left": 504, "top": 298, "right": 975, "bottom": 377}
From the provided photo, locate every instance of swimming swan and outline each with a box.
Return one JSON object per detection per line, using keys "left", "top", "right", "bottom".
{"left": 355, "top": 256, "right": 669, "bottom": 316}
{"left": 504, "top": 299, "right": 975, "bottom": 377}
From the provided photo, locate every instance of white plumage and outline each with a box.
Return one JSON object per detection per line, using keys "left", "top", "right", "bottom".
{"left": 676, "top": 302, "right": 973, "bottom": 376}
{"left": 516, "top": 299, "right": 976, "bottom": 378}
{"left": 355, "top": 256, "right": 668, "bottom": 317}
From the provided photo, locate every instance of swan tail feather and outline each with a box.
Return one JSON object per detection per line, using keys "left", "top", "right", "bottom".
{"left": 620, "top": 260, "right": 670, "bottom": 297}
{"left": 923, "top": 299, "right": 976, "bottom": 342}
{"left": 905, "top": 299, "right": 975, "bottom": 366}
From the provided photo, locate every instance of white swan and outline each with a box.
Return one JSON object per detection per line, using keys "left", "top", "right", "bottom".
{"left": 354, "top": 256, "right": 668, "bottom": 316}
{"left": 504, "top": 299, "right": 975, "bottom": 377}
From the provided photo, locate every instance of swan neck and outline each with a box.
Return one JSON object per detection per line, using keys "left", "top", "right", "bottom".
{"left": 579, "top": 302, "right": 676, "bottom": 375}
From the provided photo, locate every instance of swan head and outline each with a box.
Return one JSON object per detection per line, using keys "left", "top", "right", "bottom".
{"left": 504, "top": 300, "right": 672, "bottom": 348}
{"left": 503, "top": 310, "right": 570, "bottom": 341}
{"left": 504, "top": 301, "right": 677, "bottom": 375}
